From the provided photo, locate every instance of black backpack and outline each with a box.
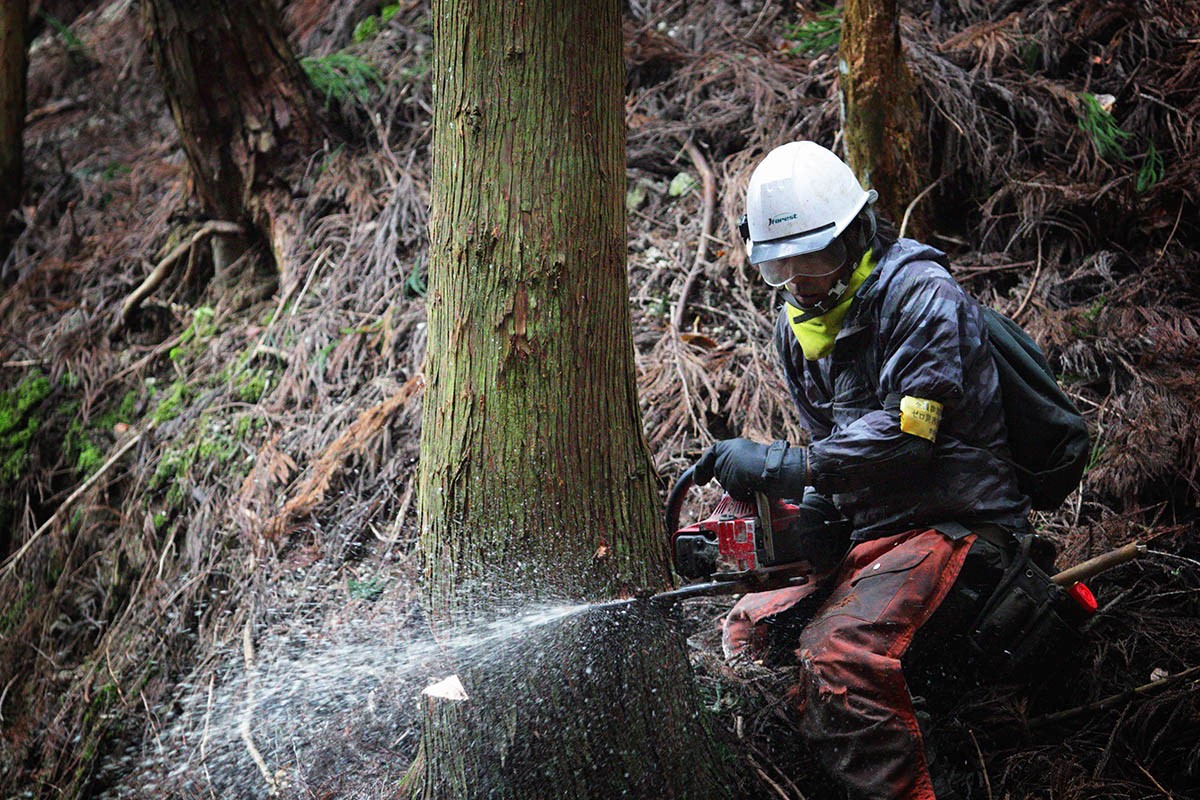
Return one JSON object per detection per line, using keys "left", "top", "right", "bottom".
{"left": 983, "top": 307, "right": 1090, "bottom": 510}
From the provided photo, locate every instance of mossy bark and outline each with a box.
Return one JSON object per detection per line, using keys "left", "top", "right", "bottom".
{"left": 839, "top": 0, "right": 929, "bottom": 234}
{"left": 415, "top": 0, "right": 736, "bottom": 796}
{"left": 0, "top": 0, "right": 27, "bottom": 254}
{"left": 141, "top": 0, "right": 324, "bottom": 275}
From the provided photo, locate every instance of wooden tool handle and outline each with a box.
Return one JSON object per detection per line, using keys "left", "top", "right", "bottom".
{"left": 1052, "top": 542, "right": 1145, "bottom": 586}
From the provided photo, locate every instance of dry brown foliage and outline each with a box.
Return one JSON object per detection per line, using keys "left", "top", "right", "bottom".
{"left": 0, "top": 0, "right": 1197, "bottom": 798}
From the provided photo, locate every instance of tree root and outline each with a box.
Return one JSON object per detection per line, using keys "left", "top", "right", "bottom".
{"left": 113, "top": 220, "right": 245, "bottom": 335}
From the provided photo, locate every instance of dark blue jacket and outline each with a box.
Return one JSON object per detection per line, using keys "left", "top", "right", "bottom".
{"left": 774, "top": 239, "right": 1031, "bottom": 539}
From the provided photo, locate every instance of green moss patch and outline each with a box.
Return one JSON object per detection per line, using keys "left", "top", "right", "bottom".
{"left": 0, "top": 371, "right": 53, "bottom": 482}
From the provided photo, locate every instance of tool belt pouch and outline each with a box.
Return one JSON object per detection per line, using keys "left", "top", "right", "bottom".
{"left": 969, "top": 535, "right": 1078, "bottom": 672}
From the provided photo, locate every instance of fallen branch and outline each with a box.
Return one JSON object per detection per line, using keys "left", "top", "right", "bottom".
{"left": 238, "top": 612, "right": 277, "bottom": 795}
{"left": 745, "top": 744, "right": 807, "bottom": 800}
{"left": 1011, "top": 234, "right": 1042, "bottom": 324}
{"left": 745, "top": 752, "right": 791, "bottom": 800}
{"left": 0, "top": 431, "right": 142, "bottom": 580}
{"left": 103, "top": 329, "right": 188, "bottom": 389}
{"left": 0, "top": 673, "right": 18, "bottom": 725}
{"left": 1029, "top": 663, "right": 1200, "bottom": 728}
{"left": 899, "top": 177, "right": 942, "bottom": 239}
{"left": 1134, "top": 761, "right": 1174, "bottom": 798}
{"left": 115, "top": 220, "right": 245, "bottom": 332}
{"left": 1153, "top": 199, "right": 1185, "bottom": 266}
{"left": 672, "top": 138, "right": 717, "bottom": 334}
{"left": 374, "top": 479, "right": 416, "bottom": 546}
{"left": 954, "top": 260, "right": 1037, "bottom": 278}
{"left": 968, "top": 728, "right": 994, "bottom": 800}
{"left": 199, "top": 674, "right": 216, "bottom": 763}
{"left": 24, "top": 97, "right": 84, "bottom": 124}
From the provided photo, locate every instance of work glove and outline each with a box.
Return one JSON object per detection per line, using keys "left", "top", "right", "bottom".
{"left": 771, "top": 490, "right": 851, "bottom": 573}
{"left": 693, "top": 438, "right": 809, "bottom": 501}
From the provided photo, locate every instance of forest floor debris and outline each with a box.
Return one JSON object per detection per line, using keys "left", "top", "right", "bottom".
{"left": 1, "top": 0, "right": 1198, "bottom": 798}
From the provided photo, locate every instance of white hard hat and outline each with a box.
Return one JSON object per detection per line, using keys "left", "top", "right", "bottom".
{"left": 744, "top": 141, "right": 877, "bottom": 266}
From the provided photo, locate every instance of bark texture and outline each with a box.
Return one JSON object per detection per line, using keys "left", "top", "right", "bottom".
{"left": 839, "top": 0, "right": 929, "bottom": 233}
{"left": 141, "top": 0, "right": 323, "bottom": 271}
{"left": 0, "top": 0, "right": 27, "bottom": 246}
{"left": 420, "top": 0, "right": 667, "bottom": 623}
{"left": 415, "top": 0, "right": 736, "bottom": 796}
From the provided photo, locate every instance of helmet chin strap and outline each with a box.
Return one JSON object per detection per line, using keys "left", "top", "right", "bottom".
{"left": 786, "top": 212, "right": 876, "bottom": 319}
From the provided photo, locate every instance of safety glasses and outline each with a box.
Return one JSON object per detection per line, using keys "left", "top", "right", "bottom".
{"left": 757, "top": 238, "right": 847, "bottom": 287}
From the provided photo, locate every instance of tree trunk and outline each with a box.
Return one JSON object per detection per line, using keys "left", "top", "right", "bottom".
{"left": 414, "top": 0, "right": 736, "bottom": 796}
{"left": 141, "top": 0, "right": 324, "bottom": 273}
{"left": 0, "top": 0, "right": 27, "bottom": 253}
{"left": 839, "top": 0, "right": 929, "bottom": 235}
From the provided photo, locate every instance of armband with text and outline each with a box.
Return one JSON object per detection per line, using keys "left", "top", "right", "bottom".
{"left": 898, "top": 396, "right": 943, "bottom": 442}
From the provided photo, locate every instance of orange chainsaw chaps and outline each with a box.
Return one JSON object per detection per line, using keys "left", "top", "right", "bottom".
{"left": 725, "top": 528, "right": 976, "bottom": 800}
{"left": 722, "top": 582, "right": 824, "bottom": 661}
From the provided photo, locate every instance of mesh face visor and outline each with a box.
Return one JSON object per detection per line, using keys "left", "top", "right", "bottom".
{"left": 758, "top": 238, "right": 848, "bottom": 287}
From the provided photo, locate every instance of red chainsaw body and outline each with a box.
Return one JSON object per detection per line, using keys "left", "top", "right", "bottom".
{"left": 672, "top": 494, "right": 802, "bottom": 575}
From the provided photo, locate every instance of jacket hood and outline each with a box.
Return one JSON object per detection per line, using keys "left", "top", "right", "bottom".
{"left": 858, "top": 238, "right": 952, "bottom": 303}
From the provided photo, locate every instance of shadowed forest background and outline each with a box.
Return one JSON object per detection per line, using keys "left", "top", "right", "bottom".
{"left": 1, "top": 0, "right": 1198, "bottom": 798}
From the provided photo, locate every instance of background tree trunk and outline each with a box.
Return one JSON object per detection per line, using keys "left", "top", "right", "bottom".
{"left": 141, "top": 0, "right": 324, "bottom": 273}
{"left": 0, "top": 0, "right": 27, "bottom": 254}
{"left": 415, "top": 0, "right": 737, "bottom": 796}
{"left": 839, "top": 0, "right": 929, "bottom": 235}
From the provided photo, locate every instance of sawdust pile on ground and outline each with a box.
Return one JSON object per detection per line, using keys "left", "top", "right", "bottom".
{"left": 0, "top": 0, "right": 1198, "bottom": 798}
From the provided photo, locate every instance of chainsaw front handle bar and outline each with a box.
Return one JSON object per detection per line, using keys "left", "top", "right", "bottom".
{"left": 665, "top": 466, "right": 775, "bottom": 569}
{"left": 664, "top": 466, "right": 696, "bottom": 539}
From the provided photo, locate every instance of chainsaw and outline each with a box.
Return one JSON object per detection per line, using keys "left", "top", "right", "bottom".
{"left": 645, "top": 465, "right": 850, "bottom": 607}
{"left": 644, "top": 466, "right": 1145, "bottom": 615}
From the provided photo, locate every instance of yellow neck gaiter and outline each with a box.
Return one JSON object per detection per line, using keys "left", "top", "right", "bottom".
{"left": 786, "top": 250, "right": 878, "bottom": 361}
